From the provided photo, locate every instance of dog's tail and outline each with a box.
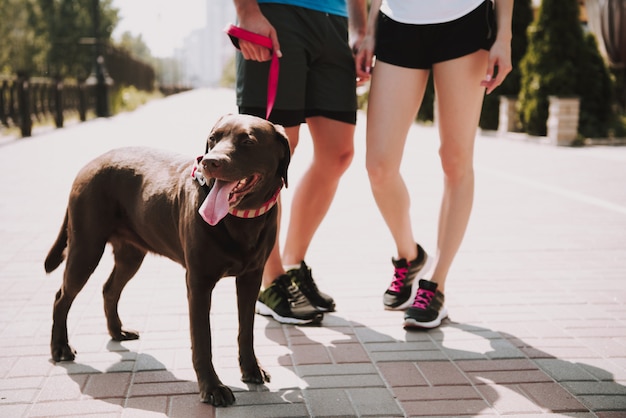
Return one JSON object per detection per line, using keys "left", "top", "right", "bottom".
{"left": 44, "top": 211, "right": 69, "bottom": 273}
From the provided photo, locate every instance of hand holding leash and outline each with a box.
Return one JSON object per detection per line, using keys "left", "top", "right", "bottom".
{"left": 225, "top": 24, "right": 280, "bottom": 120}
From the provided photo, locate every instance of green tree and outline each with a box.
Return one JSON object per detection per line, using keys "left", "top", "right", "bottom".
{"left": 479, "top": 0, "right": 533, "bottom": 130}
{"left": 118, "top": 31, "right": 152, "bottom": 63}
{"left": 0, "top": 0, "right": 119, "bottom": 78}
{"left": 518, "top": 0, "right": 612, "bottom": 137}
{"left": 42, "top": 0, "right": 119, "bottom": 79}
{"left": 576, "top": 32, "right": 612, "bottom": 137}
{"left": 0, "top": 0, "right": 47, "bottom": 75}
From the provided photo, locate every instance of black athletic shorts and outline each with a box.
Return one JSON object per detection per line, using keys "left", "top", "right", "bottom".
{"left": 375, "top": 0, "right": 496, "bottom": 70}
{"left": 236, "top": 4, "right": 357, "bottom": 127}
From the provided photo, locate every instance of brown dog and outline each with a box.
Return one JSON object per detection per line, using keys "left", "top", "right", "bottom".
{"left": 44, "top": 114, "right": 290, "bottom": 406}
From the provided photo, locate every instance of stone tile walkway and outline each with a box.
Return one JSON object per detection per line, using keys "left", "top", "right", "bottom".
{"left": 1, "top": 88, "right": 625, "bottom": 417}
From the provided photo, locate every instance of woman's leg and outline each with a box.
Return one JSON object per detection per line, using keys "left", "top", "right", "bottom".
{"left": 366, "top": 61, "right": 430, "bottom": 261}
{"left": 430, "top": 49, "right": 490, "bottom": 294}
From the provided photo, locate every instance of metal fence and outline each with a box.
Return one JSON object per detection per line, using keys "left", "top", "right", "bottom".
{"left": 0, "top": 75, "right": 95, "bottom": 137}
{"left": 0, "top": 45, "right": 167, "bottom": 138}
{"left": 105, "top": 45, "right": 155, "bottom": 92}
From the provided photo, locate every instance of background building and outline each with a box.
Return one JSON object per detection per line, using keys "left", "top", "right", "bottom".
{"left": 177, "top": 0, "right": 236, "bottom": 88}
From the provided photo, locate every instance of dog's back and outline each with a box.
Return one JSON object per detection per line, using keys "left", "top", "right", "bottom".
{"left": 45, "top": 147, "right": 193, "bottom": 274}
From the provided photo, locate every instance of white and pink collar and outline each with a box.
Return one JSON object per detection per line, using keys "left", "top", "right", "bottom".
{"left": 191, "top": 157, "right": 281, "bottom": 220}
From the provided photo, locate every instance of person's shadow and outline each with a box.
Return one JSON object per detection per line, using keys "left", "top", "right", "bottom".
{"left": 260, "top": 316, "right": 626, "bottom": 416}
{"left": 415, "top": 320, "right": 626, "bottom": 415}
{"left": 49, "top": 319, "right": 626, "bottom": 416}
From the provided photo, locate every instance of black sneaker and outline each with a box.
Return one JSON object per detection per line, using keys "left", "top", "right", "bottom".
{"left": 403, "top": 279, "right": 448, "bottom": 329}
{"left": 383, "top": 243, "right": 432, "bottom": 310}
{"left": 289, "top": 261, "right": 336, "bottom": 312}
{"left": 256, "top": 274, "right": 323, "bottom": 325}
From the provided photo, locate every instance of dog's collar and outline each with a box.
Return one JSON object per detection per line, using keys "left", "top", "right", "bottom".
{"left": 229, "top": 186, "right": 281, "bottom": 219}
{"left": 191, "top": 156, "right": 208, "bottom": 186}
{"left": 191, "top": 156, "right": 281, "bottom": 219}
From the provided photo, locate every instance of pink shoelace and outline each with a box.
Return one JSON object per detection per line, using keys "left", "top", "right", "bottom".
{"left": 388, "top": 266, "right": 409, "bottom": 293}
{"left": 412, "top": 288, "right": 435, "bottom": 310}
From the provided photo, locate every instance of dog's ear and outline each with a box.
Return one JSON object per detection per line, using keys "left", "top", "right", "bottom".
{"left": 274, "top": 123, "right": 290, "bottom": 188}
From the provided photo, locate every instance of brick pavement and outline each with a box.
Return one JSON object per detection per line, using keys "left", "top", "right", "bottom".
{"left": 0, "top": 88, "right": 625, "bottom": 417}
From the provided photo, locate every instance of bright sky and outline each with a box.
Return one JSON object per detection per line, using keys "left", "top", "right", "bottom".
{"left": 111, "top": 0, "right": 206, "bottom": 57}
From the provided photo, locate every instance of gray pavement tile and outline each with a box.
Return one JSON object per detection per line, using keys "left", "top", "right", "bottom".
{"left": 347, "top": 387, "right": 405, "bottom": 417}
{"left": 215, "top": 401, "right": 309, "bottom": 418}
{"left": 302, "top": 388, "right": 357, "bottom": 417}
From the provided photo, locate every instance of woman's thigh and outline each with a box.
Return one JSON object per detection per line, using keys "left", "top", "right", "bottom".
{"left": 366, "top": 61, "right": 430, "bottom": 169}
{"left": 433, "top": 50, "right": 489, "bottom": 159}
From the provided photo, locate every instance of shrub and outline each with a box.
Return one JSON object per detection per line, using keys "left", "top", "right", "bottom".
{"left": 416, "top": 74, "right": 434, "bottom": 123}
{"left": 518, "top": 0, "right": 613, "bottom": 137}
{"left": 576, "top": 32, "right": 612, "bottom": 138}
{"left": 479, "top": 0, "right": 533, "bottom": 131}
{"left": 110, "top": 85, "right": 162, "bottom": 114}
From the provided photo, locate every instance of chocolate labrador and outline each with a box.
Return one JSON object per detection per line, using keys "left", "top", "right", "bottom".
{"left": 44, "top": 114, "right": 290, "bottom": 406}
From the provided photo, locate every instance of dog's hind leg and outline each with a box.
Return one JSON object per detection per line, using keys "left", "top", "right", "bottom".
{"left": 51, "top": 237, "right": 107, "bottom": 362}
{"left": 103, "top": 241, "right": 146, "bottom": 341}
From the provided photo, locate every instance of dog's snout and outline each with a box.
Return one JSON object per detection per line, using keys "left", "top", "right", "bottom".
{"left": 201, "top": 154, "right": 232, "bottom": 173}
{"left": 202, "top": 157, "right": 222, "bottom": 170}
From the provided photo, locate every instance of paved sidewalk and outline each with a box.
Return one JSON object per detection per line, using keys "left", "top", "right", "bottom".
{"left": 1, "top": 88, "right": 625, "bottom": 417}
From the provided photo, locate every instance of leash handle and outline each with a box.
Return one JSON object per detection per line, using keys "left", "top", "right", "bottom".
{"left": 225, "top": 24, "right": 279, "bottom": 120}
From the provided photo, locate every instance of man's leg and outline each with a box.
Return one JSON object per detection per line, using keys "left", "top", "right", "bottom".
{"left": 262, "top": 125, "right": 300, "bottom": 288}
{"left": 256, "top": 118, "right": 353, "bottom": 323}
{"left": 256, "top": 124, "right": 328, "bottom": 324}
{"left": 282, "top": 116, "right": 354, "bottom": 265}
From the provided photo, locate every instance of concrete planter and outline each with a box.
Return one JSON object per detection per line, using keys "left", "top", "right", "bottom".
{"left": 547, "top": 96, "right": 580, "bottom": 146}
{"left": 498, "top": 96, "right": 520, "bottom": 134}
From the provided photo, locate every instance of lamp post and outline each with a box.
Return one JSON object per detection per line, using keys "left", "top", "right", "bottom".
{"left": 86, "top": 0, "right": 112, "bottom": 117}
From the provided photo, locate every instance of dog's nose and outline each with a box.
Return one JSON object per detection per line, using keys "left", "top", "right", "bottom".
{"left": 202, "top": 157, "right": 222, "bottom": 170}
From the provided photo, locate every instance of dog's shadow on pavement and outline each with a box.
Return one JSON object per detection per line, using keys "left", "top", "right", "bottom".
{"left": 52, "top": 339, "right": 301, "bottom": 416}
{"left": 53, "top": 341, "right": 207, "bottom": 416}
{"left": 262, "top": 318, "right": 626, "bottom": 416}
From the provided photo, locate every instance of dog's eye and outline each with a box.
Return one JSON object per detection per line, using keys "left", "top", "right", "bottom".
{"left": 239, "top": 134, "right": 256, "bottom": 146}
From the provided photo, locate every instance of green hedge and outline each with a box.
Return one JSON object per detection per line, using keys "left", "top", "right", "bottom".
{"left": 479, "top": 0, "right": 533, "bottom": 131}
{"left": 518, "top": 0, "right": 612, "bottom": 137}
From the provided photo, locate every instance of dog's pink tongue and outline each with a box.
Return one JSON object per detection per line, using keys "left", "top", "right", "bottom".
{"left": 199, "top": 179, "right": 238, "bottom": 226}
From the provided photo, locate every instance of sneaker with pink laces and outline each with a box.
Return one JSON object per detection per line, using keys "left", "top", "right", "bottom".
{"left": 403, "top": 279, "right": 448, "bottom": 329}
{"left": 383, "top": 244, "right": 432, "bottom": 310}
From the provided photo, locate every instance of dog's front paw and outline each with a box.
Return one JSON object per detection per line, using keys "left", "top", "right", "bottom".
{"left": 241, "top": 366, "right": 271, "bottom": 384}
{"left": 51, "top": 343, "right": 76, "bottom": 362}
{"left": 199, "top": 383, "right": 235, "bottom": 407}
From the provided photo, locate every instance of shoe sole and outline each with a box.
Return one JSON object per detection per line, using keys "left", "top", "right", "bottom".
{"left": 313, "top": 303, "right": 335, "bottom": 313}
{"left": 384, "top": 253, "right": 435, "bottom": 311}
{"left": 255, "top": 301, "right": 323, "bottom": 325}
{"left": 403, "top": 306, "right": 448, "bottom": 329}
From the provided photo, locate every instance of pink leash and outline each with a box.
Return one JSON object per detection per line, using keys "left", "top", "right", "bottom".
{"left": 225, "top": 24, "right": 279, "bottom": 120}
